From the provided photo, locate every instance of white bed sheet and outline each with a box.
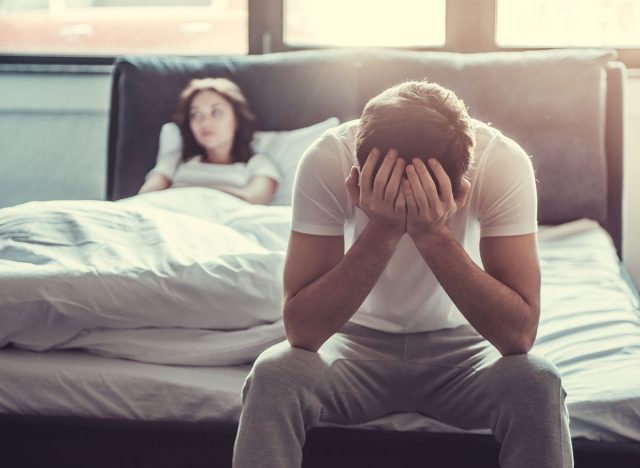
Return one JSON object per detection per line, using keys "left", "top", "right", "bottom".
{"left": 0, "top": 188, "right": 292, "bottom": 366}
{"left": 1, "top": 219, "right": 639, "bottom": 443}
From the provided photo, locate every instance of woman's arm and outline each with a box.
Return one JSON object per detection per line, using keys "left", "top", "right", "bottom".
{"left": 211, "top": 176, "right": 279, "bottom": 204}
{"left": 138, "top": 173, "right": 172, "bottom": 194}
{"left": 139, "top": 123, "right": 182, "bottom": 194}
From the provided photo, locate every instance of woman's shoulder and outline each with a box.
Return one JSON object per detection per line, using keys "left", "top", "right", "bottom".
{"left": 159, "top": 121, "right": 181, "bottom": 138}
{"left": 158, "top": 122, "right": 183, "bottom": 152}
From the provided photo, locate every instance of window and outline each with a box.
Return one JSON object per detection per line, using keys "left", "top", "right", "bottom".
{"left": 497, "top": 0, "right": 640, "bottom": 47}
{"left": 2, "top": 0, "right": 638, "bottom": 67}
{"left": 283, "top": 0, "right": 445, "bottom": 47}
{"left": 0, "top": 0, "right": 248, "bottom": 56}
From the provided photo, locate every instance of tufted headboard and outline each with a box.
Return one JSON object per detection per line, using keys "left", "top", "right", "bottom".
{"left": 107, "top": 48, "right": 625, "bottom": 254}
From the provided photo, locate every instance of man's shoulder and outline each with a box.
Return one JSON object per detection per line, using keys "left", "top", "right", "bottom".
{"left": 471, "top": 118, "right": 502, "bottom": 146}
{"left": 328, "top": 119, "right": 360, "bottom": 137}
{"left": 470, "top": 120, "right": 534, "bottom": 203}
{"left": 472, "top": 119, "right": 528, "bottom": 162}
{"left": 319, "top": 119, "right": 359, "bottom": 153}
{"left": 291, "top": 122, "right": 353, "bottom": 230}
{"left": 303, "top": 119, "right": 358, "bottom": 167}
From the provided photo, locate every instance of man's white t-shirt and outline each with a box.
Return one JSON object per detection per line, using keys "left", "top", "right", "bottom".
{"left": 146, "top": 123, "right": 281, "bottom": 189}
{"left": 291, "top": 119, "right": 538, "bottom": 334}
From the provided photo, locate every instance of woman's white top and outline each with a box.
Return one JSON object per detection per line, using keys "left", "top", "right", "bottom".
{"left": 146, "top": 123, "right": 281, "bottom": 189}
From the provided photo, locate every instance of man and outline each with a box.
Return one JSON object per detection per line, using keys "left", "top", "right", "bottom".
{"left": 233, "top": 80, "right": 573, "bottom": 468}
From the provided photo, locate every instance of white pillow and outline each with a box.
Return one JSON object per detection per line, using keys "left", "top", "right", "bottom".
{"left": 252, "top": 117, "right": 340, "bottom": 205}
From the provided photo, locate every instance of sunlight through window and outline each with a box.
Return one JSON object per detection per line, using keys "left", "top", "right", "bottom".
{"left": 284, "top": 0, "right": 445, "bottom": 47}
{"left": 497, "top": 0, "right": 640, "bottom": 47}
{"left": 0, "top": 0, "right": 248, "bottom": 56}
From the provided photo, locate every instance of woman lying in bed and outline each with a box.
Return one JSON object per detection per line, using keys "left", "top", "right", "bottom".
{"left": 139, "top": 78, "right": 281, "bottom": 205}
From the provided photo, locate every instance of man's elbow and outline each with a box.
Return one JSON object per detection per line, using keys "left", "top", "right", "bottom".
{"left": 499, "top": 332, "right": 536, "bottom": 356}
{"left": 283, "top": 306, "right": 322, "bottom": 353}
{"left": 285, "top": 332, "right": 321, "bottom": 353}
{"left": 500, "top": 307, "right": 539, "bottom": 356}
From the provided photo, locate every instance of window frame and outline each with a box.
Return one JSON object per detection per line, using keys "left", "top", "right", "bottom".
{"left": 1, "top": 0, "right": 638, "bottom": 67}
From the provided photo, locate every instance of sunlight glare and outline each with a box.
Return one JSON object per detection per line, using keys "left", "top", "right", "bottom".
{"left": 285, "top": 0, "right": 445, "bottom": 47}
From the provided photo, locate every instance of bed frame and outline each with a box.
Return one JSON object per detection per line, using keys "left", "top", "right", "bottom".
{"left": 2, "top": 413, "right": 640, "bottom": 468}
{"left": 107, "top": 48, "right": 626, "bottom": 256}
{"left": 1, "top": 48, "right": 637, "bottom": 467}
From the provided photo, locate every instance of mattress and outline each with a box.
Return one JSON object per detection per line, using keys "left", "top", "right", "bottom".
{"left": 1, "top": 219, "right": 639, "bottom": 443}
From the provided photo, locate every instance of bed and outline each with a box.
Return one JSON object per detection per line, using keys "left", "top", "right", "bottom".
{"left": 1, "top": 48, "right": 639, "bottom": 467}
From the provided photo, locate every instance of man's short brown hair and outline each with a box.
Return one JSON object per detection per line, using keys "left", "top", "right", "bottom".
{"left": 355, "top": 80, "right": 475, "bottom": 192}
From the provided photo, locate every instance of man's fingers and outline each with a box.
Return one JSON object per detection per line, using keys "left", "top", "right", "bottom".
{"left": 345, "top": 166, "right": 361, "bottom": 207}
{"left": 385, "top": 157, "right": 406, "bottom": 202}
{"left": 373, "top": 149, "right": 399, "bottom": 200}
{"left": 405, "top": 164, "right": 429, "bottom": 211}
{"left": 394, "top": 186, "right": 406, "bottom": 213}
{"left": 428, "top": 158, "right": 455, "bottom": 205}
{"left": 403, "top": 179, "right": 418, "bottom": 215}
{"left": 360, "top": 148, "right": 381, "bottom": 197}
{"left": 412, "top": 159, "right": 439, "bottom": 203}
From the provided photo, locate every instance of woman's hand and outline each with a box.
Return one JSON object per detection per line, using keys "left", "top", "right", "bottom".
{"left": 403, "top": 158, "right": 468, "bottom": 242}
{"left": 209, "top": 176, "right": 278, "bottom": 205}
{"left": 345, "top": 148, "right": 407, "bottom": 242}
{"left": 138, "top": 174, "right": 171, "bottom": 194}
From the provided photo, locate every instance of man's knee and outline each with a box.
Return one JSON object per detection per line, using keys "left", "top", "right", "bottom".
{"left": 487, "top": 353, "right": 565, "bottom": 408}
{"left": 241, "top": 341, "right": 324, "bottom": 403}
{"left": 494, "top": 353, "right": 561, "bottom": 382}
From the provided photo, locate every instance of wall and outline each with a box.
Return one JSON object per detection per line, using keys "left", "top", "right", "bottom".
{"left": 0, "top": 66, "right": 110, "bottom": 207}
{"left": 623, "top": 70, "right": 640, "bottom": 289}
{"left": 0, "top": 65, "right": 638, "bottom": 289}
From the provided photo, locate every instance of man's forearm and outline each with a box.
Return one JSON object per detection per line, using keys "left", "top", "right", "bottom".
{"left": 284, "top": 225, "right": 400, "bottom": 352}
{"left": 414, "top": 230, "right": 538, "bottom": 355}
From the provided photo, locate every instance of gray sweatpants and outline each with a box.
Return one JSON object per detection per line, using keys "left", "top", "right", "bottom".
{"left": 233, "top": 322, "right": 574, "bottom": 468}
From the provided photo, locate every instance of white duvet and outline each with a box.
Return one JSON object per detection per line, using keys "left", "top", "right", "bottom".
{"left": 0, "top": 188, "right": 291, "bottom": 365}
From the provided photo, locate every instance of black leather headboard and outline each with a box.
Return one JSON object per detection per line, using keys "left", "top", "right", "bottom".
{"left": 107, "top": 48, "right": 624, "bottom": 253}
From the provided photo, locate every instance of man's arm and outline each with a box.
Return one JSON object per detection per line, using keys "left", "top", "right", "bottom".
{"left": 283, "top": 149, "right": 406, "bottom": 352}
{"left": 404, "top": 158, "right": 539, "bottom": 356}
{"left": 413, "top": 231, "right": 539, "bottom": 356}
{"left": 283, "top": 226, "right": 400, "bottom": 352}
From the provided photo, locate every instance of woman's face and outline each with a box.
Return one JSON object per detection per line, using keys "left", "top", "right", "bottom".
{"left": 189, "top": 90, "right": 237, "bottom": 154}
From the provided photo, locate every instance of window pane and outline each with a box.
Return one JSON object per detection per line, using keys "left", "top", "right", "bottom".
{"left": 284, "top": 0, "right": 445, "bottom": 47}
{"left": 0, "top": 0, "right": 248, "bottom": 56}
{"left": 497, "top": 0, "right": 640, "bottom": 47}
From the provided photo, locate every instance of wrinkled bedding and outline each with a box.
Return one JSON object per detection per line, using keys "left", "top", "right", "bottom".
{"left": 0, "top": 219, "right": 638, "bottom": 443}
{"left": 0, "top": 188, "right": 291, "bottom": 365}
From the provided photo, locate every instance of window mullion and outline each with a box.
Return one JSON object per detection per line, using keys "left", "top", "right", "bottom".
{"left": 446, "top": 0, "right": 496, "bottom": 52}
{"left": 249, "top": 0, "right": 284, "bottom": 54}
